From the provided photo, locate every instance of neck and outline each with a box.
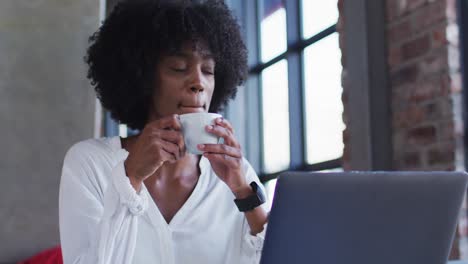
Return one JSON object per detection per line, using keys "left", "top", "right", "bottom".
{"left": 155, "top": 154, "right": 201, "bottom": 181}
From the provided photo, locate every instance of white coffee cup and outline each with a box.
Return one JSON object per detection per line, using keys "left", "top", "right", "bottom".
{"left": 179, "top": 113, "right": 222, "bottom": 155}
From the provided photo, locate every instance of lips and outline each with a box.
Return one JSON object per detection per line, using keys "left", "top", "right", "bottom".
{"left": 179, "top": 103, "right": 206, "bottom": 113}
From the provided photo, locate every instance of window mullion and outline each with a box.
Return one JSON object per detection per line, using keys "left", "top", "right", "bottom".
{"left": 286, "top": 0, "right": 305, "bottom": 169}
{"left": 244, "top": 0, "right": 263, "bottom": 173}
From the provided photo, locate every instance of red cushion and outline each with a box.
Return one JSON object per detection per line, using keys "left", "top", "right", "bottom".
{"left": 18, "top": 246, "right": 63, "bottom": 264}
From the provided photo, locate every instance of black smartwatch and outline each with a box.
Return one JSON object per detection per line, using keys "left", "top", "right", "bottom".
{"left": 234, "top": 181, "right": 266, "bottom": 212}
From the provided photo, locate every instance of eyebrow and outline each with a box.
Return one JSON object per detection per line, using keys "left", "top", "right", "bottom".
{"left": 168, "top": 51, "right": 214, "bottom": 61}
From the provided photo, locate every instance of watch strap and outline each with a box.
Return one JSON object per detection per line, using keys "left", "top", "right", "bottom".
{"left": 234, "top": 181, "right": 266, "bottom": 212}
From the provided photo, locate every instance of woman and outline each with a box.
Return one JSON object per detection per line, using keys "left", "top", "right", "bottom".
{"left": 58, "top": 0, "right": 269, "bottom": 263}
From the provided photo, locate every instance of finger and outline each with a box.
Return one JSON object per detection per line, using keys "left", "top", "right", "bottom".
{"left": 214, "top": 117, "right": 234, "bottom": 134}
{"left": 206, "top": 124, "right": 238, "bottom": 147}
{"left": 154, "top": 130, "right": 184, "bottom": 149}
{"left": 203, "top": 152, "right": 239, "bottom": 164}
{"left": 157, "top": 139, "right": 181, "bottom": 160}
{"left": 149, "top": 114, "right": 182, "bottom": 131}
{"left": 198, "top": 143, "right": 242, "bottom": 159}
{"left": 160, "top": 148, "right": 177, "bottom": 164}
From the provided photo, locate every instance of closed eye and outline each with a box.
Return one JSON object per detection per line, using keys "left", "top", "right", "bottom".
{"left": 202, "top": 67, "right": 215, "bottom": 75}
{"left": 171, "top": 67, "right": 187, "bottom": 73}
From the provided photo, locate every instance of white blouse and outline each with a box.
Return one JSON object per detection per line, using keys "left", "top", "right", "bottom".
{"left": 59, "top": 136, "right": 268, "bottom": 264}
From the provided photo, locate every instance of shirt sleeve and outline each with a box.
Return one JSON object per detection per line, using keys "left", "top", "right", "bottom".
{"left": 239, "top": 158, "right": 270, "bottom": 264}
{"left": 59, "top": 142, "right": 149, "bottom": 264}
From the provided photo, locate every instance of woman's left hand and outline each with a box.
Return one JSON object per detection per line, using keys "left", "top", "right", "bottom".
{"left": 197, "top": 117, "right": 247, "bottom": 193}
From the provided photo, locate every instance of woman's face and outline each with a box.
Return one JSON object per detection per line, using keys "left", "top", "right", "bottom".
{"left": 150, "top": 42, "right": 216, "bottom": 119}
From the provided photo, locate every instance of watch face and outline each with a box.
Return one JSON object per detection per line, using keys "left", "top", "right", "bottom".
{"left": 250, "top": 181, "right": 266, "bottom": 204}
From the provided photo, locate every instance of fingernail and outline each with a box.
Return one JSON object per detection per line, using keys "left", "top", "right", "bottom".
{"left": 217, "top": 117, "right": 223, "bottom": 123}
{"left": 198, "top": 144, "right": 204, "bottom": 149}
{"left": 206, "top": 125, "right": 213, "bottom": 130}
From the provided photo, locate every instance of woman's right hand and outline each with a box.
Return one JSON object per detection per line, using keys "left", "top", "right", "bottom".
{"left": 124, "top": 115, "right": 185, "bottom": 191}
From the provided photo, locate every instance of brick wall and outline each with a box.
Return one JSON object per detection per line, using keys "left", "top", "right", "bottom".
{"left": 338, "top": 0, "right": 464, "bottom": 259}
{"left": 387, "top": 0, "right": 458, "bottom": 172}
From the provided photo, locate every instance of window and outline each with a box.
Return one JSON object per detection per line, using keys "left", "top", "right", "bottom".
{"left": 256, "top": 0, "right": 342, "bottom": 170}
{"left": 226, "top": 0, "right": 343, "bottom": 203}
{"left": 261, "top": 59, "right": 290, "bottom": 173}
{"left": 303, "top": 33, "right": 343, "bottom": 164}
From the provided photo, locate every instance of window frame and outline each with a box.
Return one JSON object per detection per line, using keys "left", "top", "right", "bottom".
{"left": 235, "top": 0, "right": 343, "bottom": 181}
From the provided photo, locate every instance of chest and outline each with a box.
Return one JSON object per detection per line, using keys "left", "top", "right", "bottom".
{"left": 146, "top": 182, "right": 197, "bottom": 224}
{"left": 133, "top": 195, "right": 244, "bottom": 264}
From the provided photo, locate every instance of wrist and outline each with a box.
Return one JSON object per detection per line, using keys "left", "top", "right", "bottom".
{"left": 233, "top": 181, "right": 266, "bottom": 212}
{"left": 231, "top": 184, "right": 254, "bottom": 199}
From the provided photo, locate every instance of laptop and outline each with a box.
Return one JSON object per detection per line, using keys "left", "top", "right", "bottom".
{"left": 260, "top": 171, "right": 468, "bottom": 264}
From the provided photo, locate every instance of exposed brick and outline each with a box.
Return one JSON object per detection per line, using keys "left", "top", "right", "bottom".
{"left": 431, "top": 24, "right": 448, "bottom": 49}
{"left": 386, "top": 0, "right": 400, "bottom": 22}
{"left": 392, "top": 131, "right": 407, "bottom": 152}
{"left": 396, "top": 0, "right": 408, "bottom": 17}
{"left": 427, "top": 144, "right": 455, "bottom": 165}
{"left": 407, "top": 0, "right": 427, "bottom": 11}
{"left": 393, "top": 106, "right": 426, "bottom": 128}
{"left": 391, "top": 63, "right": 420, "bottom": 86}
{"left": 342, "top": 128, "right": 349, "bottom": 143}
{"left": 408, "top": 79, "right": 440, "bottom": 103}
{"left": 407, "top": 125, "right": 437, "bottom": 145}
{"left": 422, "top": 98, "right": 452, "bottom": 121}
{"left": 412, "top": 0, "right": 447, "bottom": 30}
{"left": 403, "top": 151, "right": 422, "bottom": 167}
{"left": 438, "top": 121, "right": 455, "bottom": 141}
{"left": 425, "top": 102, "right": 440, "bottom": 120}
{"left": 392, "top": 87, "right": 411, "bottom": 110}
{"left": 401, "top": 34, "right": 431, "bottom": 61}
{"left": 418, "top": 49, "right": 448, "bottom": 75}
{"left": 388, "top": 20, "right": 412, "bottom": 43}
{"left": 388, "top": 46, "right": 402, "bottom": 70}
{"left": 441, "top": 72, "right": 454, "bottom": 96}
{"left": 336, "top": 0, "right": 345, "bottom": 33}
{"left": 338, "top": 0, "right": 344, "bottom": 14}
{"left": 426, "top": 163, "right": 456, "bottom": 171}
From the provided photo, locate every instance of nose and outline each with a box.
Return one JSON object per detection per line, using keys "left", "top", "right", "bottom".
{"left": 188, "top": 69, "right": 205, "bottom": 93}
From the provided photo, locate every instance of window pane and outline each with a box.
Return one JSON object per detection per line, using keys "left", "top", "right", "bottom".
{"left": 260, "top": 0, "right": 287, "bottom": 62}
{"left": 262, "top": 60, "right": 290, "bottom": 173}
{"left": 304, "top": 33, "right": 344, "bottom": 164}
{"left": 301, "top": 0, "right": 339, "bottom": 39}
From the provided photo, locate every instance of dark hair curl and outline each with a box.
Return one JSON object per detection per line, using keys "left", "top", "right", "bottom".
{"left": 85, "top": 0, "right": 248, "bottom": 130}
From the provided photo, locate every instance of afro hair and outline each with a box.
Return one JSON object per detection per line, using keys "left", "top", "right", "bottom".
{"left": 85, "top": 0, "right": 248, "bottom": 130}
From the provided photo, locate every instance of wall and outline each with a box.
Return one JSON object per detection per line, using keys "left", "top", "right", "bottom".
{"left": 386, "top": 0, "right": 459, "bottom": 172}
{"left": 386, "top": 0, "right": 463, "bottom": 258}
{"left": 338, "top": 0, "right": 464, "bottom": 259}
{"left": 0, "top": 1, "right": 99, "bottom": 262}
